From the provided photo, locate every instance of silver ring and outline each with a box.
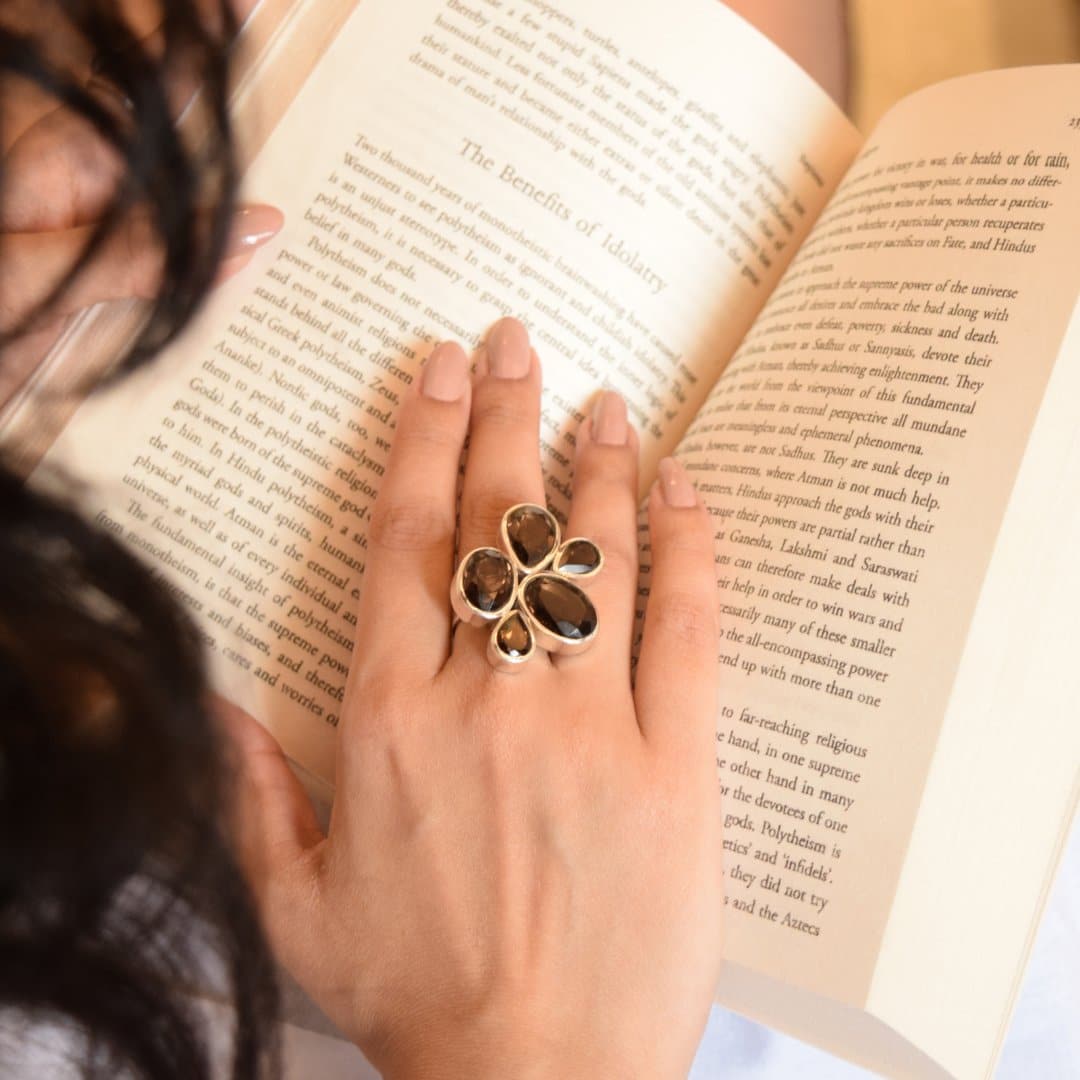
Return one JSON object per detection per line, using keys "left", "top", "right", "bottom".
{"left": 451, "top": 504, "right": 603, "bottom": 673}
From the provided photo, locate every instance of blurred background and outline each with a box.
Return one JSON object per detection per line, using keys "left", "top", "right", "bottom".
{"left": 851, "top": 0, "right": 1080, "bottom": 128}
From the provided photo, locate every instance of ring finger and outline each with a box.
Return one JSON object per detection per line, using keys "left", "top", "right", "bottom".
{"left": 553, "top": 390, "right": 639, "bottom": 679}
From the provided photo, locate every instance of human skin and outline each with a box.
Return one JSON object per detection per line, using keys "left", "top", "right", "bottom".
{"left": 1, "top": 2, "right": 853, "bottom": 1072}
{"left": 3, "top": 25, "right": 726, "bottom": 1076}
{"left": 0, "top": 0, "right": 846, "bottom": 404}
{"left": 0, "top": 0, "right": 275, "bottom": 408}
{"left": 226, "top": 319, "right": 726, "bottom": 1080}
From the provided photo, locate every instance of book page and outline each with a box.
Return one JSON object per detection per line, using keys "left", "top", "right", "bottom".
{"left": 672, "top": 64, "right": 1080, "bottom": 1031}
{"left": 869, "top": 294, "right": 1080, "bottom": 1080}
{"left": 6, "top": 0, "right": 859, "bottom": 782}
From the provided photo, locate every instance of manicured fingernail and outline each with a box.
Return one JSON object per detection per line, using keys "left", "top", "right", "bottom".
{"left": 592, "top": 390, "right": 628, "bottom": 447}
{"left": 226, "top": 204, "right": 285, "bottom": 257}
{"left": 86, "top": 75, "right": 135, "bottom": 115}
{"left": 486, "top": 317, "right": 531, "bottom": 379}
{"left": 658, "top": 457, "right": 697, "bottom": 508}
{"left": 422, "top": 342, "right": 469, "bottom": 402}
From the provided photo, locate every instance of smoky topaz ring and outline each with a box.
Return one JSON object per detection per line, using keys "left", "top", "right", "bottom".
{"left": 451, "top": 503, "right": 603, "bottom": 673}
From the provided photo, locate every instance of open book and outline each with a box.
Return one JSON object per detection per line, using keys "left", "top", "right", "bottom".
{"left": 3, "top": 1, "right": 1077, "bottom": 1076}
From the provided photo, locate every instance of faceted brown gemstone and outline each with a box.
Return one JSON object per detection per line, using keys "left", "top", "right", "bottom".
{"left": 504, "top": 504, "right": 558, "bottom": 570}
{"left": 554, "top": 539, "right": 601, "bottom": 576}
{"left": 495, "top": 612, "right": 533, "bottom": 659}
{"left": 521, "top": 574, "right": 597, "bottom": 641}
{"left": 462, "top": 549, "right": 515, "bottom": 614}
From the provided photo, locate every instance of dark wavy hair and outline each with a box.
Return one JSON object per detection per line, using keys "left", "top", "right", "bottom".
{"left": 0, "top": 3, "right": 280, "bottom": 1077}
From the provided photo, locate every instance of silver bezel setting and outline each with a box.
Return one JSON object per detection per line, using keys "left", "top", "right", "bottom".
{"left": 500, "top": 502, "right": 561, "bottom": 575}
{"left": 487, "top": 610, "right": 537, "bottom": 673}
{"left": 451, "top": 547, "right": 517, "bottom": 628}
{"left": 517, "top": 572, "right": 599, "bottom": 656}
{"left": 552, "top": 536, "right": 604, "bottom": 580}
{"left": 451, "top": 505, "right": 602, "bottom": 670}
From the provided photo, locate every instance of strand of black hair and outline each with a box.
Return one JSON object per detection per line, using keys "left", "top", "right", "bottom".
{"left": 0, "top": 3, "right": 281, "bottom": 1077}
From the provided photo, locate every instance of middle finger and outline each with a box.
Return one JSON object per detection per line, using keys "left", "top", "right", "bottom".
{"left": 452, "top": 318, "right": 549, "bottom": 670}
{"left": 457, "top": 317, "right": 547, "bottom": 557}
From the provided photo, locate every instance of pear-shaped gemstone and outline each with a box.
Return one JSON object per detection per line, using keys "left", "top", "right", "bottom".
{"left": 495, "top": 611, "right": 533, "bottom": 659}
{"left": 462, "top": 549, "right": 515, "bottom": 614}
{"left": 503, "top": 504, "right": 558, "bottom": 570}
{"left": 521, "top": 573, "right": 597, "bottom": 641}
{"left": 554, "top": 538, "right": 602, "bottom": 577}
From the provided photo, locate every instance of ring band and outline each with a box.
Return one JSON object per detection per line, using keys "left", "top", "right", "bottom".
{"left": 452, "top": 504, "right": 603, "bottom": 672}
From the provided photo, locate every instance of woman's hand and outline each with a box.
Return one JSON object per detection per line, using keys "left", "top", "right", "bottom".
{"left": 0, "top": 0, "right": 277, "bottom": 408}
{"left": 228, "top": 318, "right": 724, "bottom": 1080}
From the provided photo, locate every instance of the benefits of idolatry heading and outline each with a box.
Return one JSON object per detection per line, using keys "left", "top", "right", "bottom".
{"left": 458, "top": 136, "right": 669, "bottom": 295}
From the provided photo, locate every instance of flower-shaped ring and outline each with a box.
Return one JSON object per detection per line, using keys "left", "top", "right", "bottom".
{"left": 450, "top": 504, "right": 603, "bottom": 673}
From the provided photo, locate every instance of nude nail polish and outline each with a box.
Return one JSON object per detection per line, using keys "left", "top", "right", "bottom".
{"left": 592, "top": 391, "right": 628, "bottom": 446}
{"left": 486, "top": 317, "right": 531, "bottom": 379}
{"left": 86, "top": 75, "right": 135, "bottom": 116}
{"left": 658, "top": 457, "right": 697, "bottom": 508}
{"left": 225, "top": 205, "right": 285, "bottom": 258}
{"left": 422, "top": 342, "right": 469, "bottom": 401}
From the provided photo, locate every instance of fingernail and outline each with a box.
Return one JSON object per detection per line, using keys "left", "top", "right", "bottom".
{"left": 658, "top": 457, "right": 697, "bottom": 508}
{"left": 422, "top": 342, "right": 469, "bottom": 402}
{"left": 86, "top": 75, "right": 135, "bottom": 116}
{"left": 486, "top": 317, "right": 530, "bottom": 379}
{"left": 592, "top": 390, "right": 628, "bottom": 447}
{"left": 226, "top": 204, "right": 285, "bottom": 257}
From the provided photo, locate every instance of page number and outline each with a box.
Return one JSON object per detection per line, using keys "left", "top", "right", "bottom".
{"left": 1070, "top": 116, "right": 1080, "bottom": 130}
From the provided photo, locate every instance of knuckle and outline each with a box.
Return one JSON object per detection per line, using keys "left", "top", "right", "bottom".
{"left": 470, "top": 388, "right": 535, "bottom": 432}
{"left": 576, "top": 444, "right": 636, "bottom": 489}
{"left": 342, "top": 670, "right": 391, "bottom": 721}
{"left": 649, "top": 590, "right": 717, "bottom": 649}
{"left": 340, "top": 672, "right": 422, "bottom": 746}
{"left": 369, "top": 498, "right": 454, "bottom": 554}
{"left": 591, "top": 539, "right": 637, "bottom": 581}
{"left": 655, "top": 515, "right": 716, "bottom": 562}
{"left": 466, "top": 487, "right": 526, "bottom": 539}
{"left": 396, "top": 417, "right": 463, "bottom": 455}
